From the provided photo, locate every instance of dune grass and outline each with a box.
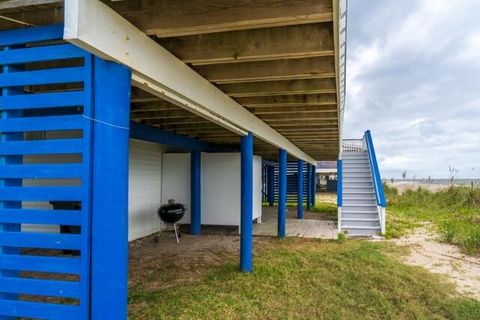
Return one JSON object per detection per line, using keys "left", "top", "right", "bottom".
{"left": 385, "top": 185, "right": 480, "bottom": 254}
{"left": 129, "top": 239, "right": 480, "bottom": 319}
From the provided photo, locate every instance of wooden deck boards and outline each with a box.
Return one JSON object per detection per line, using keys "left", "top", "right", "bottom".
{"left": 254, "top": 218, "right": 337, "bottom": 239}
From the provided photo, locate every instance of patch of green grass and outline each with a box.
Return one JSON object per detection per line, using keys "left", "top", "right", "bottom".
{"left": 310, "top": 202, "right": 338, "bottom": 220}
{"left": 129, "top": 240, "right": 480, "bottom": 319}
{"left": 385, "top": 185, "right": 480, "bottom": 253}
{"left": 337, "top": 231, "right": 346, "bottom": 243}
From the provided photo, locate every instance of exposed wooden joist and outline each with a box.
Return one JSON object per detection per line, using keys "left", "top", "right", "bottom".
{"left": 257, "top": 113, "right": 337, "bottom": 121}
{"left": 249, "top": 105, "right": 337, "bottom": 114}
{"left": 158, "top": 23, "right": 333, "bottom": 65}
{"left": 106, "top": 0, "right": 333, "bottom": 37}
{"left": 239, "top": 93, "right": 337, "bottom": 107}
{"left": 0, "top": 0, "right": 60, "bottom": 11}
{"left": 195, "top": 56, "right": 335, "bottom": 84}
{"left": 263, "top": 120, "right": 338, "bottom": 127}
{"left": 217, "top": 78, "right": 336, "bottom": 97}
{"left": 64, "top": 0, "right": 317, "bottom": 164}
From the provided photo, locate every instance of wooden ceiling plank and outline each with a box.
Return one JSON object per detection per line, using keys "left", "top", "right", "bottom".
{"left": 238, "top": 93, "right": 337, "bottom": 107}
{"left": 194, "top": 56, "right": 335, "bottom": 84}
{"left": 218, "top": 78, "right": 336, "bottom": 97}
{"left": 158, "top": 23, "right": 333, "bottom": 65}
{"left": 106, "top": 0, "right": 333, "bottom": 37}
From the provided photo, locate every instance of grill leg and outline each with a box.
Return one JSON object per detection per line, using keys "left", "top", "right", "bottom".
{"left": 174, "top": 223, "right": 180, "bottom": 244}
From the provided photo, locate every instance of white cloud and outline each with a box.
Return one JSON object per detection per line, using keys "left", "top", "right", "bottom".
{"left": 345, "top": 0, "right": 480, "bottom": 178}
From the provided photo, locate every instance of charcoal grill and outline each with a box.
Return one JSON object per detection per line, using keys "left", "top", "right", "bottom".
{"left": 157, "top": 199, "right": 185, "bottom": 243}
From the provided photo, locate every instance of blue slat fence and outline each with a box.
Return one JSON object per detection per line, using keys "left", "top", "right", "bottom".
{"left": 0, "top": 25, "right": 92, "bottom": 320}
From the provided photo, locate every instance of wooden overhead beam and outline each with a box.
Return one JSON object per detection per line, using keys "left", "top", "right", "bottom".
{"left": 158, "top": 23, "right": 333, "bottom": 65}
{"left": 65, "top": 0, "right": 317, "bottom": 164}
{"left": 0, "top": 0, "right": 61, "bottom": 11}
{"left": 238, "top": 93, "right": 337, "bottom": 107}
{"left": 106, "top": 0, "right": 333, "bottom": 38}
{"left": 195, "top": 56, "right": 335, "bottom": 84}
{"left": 257, "top": 113, "right": 337, "bottom": 121}
{"left": 264, "top": 120, "right": 338, "bottom": 127}
{"left": 249, "top": 105, "right": 337, "bottom": 114}
{"left": 218, "top": 78, "right": 337, "bottom": 97}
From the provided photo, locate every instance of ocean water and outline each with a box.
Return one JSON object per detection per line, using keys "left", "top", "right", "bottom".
{"left": 387, "top": 178, "right": 480, "bottom": 186}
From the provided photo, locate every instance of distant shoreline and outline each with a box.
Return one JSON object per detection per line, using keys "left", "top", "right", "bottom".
{"left": 384, "top": 179, "right": 480, "bottom": 194}
{"left": 385, "top": 178, "right": 480, "bottom": 186}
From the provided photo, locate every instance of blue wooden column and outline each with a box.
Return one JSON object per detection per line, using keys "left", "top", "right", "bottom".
{"left": 297, "top": 160, "right": 304, "bottom": 219}
{"left": 90, "top": 57, "right": 132, "bottom": 319}
{"left": 278, "top": 149, "right": 287, "bottom": 238}
{"left": 240, "top": 132, "right": 253, "bottom": 272}
{"left": 306, "top": 163, "right": 312, "bottom": 210}
{"left": 190, "top": 150, "right": 202, "bottom": 235}
{"left": 267, "top": 165, "right": 275, "bottom": 207}
{"left": 311, "top": 165, "right": 316, "bottom": 208}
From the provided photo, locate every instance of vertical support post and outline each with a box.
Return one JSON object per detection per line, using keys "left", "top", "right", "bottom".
{"left": 337, "top": 159, "right": 343, "bottom": 232}
{"left": 311, "top": 165, "right": 316, "bottom": 208}
{"left": 240, "top": 132, "right": 253, "bottom": 272}
{"left": 90, "top": 57, "right": 131, "bottom": 319}
{"left": 297, "top": 160, "right": 304, "bottom": 219}
{"left": 278, "top": 149, "right": 287, "bottom": 238}
{"left": 267, "top": 165, "right": 275, "bottom": 207}
{"left": 190, "top": 150, "right": 202, "bottom": 235}
{"left": 306, "top": 163, "right": 311, "bottom": 210}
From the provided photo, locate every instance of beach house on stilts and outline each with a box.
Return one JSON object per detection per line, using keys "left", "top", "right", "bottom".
{"left": 0, "top": 0, "right": 385, "bottom": 318}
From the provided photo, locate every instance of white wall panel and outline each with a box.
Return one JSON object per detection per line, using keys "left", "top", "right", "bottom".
{"left": 162, "top": 152, "right": 262, "bottom": 228}
{"left": 128, "top": 139, "right": 168, "bottom": 241}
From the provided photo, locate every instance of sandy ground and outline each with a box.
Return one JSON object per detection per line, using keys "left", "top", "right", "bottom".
{"left": 128, "top": 228, "right": 273, "bottom": 290}
{"left": 387, "top": 181, "right": 452, "bottom": 194}
{"left": 391, "top": 227, "right": 480, "bottom": 300}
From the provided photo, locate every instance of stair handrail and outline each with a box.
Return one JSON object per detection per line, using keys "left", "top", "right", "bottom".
{"left": 342, "top": 139, "right": 364, "bottom": 152}
{"left": 364, "top": 130, "right": 386, "bottom": 233}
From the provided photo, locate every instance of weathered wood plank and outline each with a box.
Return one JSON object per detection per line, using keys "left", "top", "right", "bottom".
{"left": 195, "top": 56, "right": 335, "bottom": 83}
{"left": 218, "top": 78, "right": 336, "bottom": 97}
{"left": 248, "top": 105, "right": 337, "bottom": 114}
{"left": 237, "top": 93, "right": 337, "bottom": 107}
{"left": 107, "top": 0, "right": 333, "bottom": 37}
{"left": 158, "top": 23, "right": 333, "bottom": 65}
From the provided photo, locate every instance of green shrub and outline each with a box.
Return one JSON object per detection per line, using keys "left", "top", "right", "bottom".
{"left": 386, "top": 185, "right": 480, "bottom": 254}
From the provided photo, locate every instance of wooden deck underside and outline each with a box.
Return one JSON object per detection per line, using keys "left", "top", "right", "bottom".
{"left": 0, "top": 0, "right": 343, "bottom": 161}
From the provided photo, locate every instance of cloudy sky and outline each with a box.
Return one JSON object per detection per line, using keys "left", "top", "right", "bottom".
{"left": 345, "top": 0, "right": 480, "bottom": 179}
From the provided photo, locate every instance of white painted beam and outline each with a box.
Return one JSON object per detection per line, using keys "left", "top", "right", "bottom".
{"left": 63, "top": 0, "right": 317, "bottom": 164}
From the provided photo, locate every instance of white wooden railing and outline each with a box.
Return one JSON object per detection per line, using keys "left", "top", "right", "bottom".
{"left": 342, "top": 139, "right": 365, "bottom": 152}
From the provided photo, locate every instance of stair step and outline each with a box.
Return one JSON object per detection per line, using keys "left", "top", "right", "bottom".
{"left": 343, "top": 173, "right": 372, "bottom": 178}
{"left": 344, "top": 182, "right": 373, "bottom": 186}
{"left": 342, "top": 225, "right": 381, "bottom": 230}
{"left": 343, "top": 152, "right": 367, "bottom": 157}
{"left": 342, "top": 210, "right": 378, "bottom": 214}
{"left": 342, "top": 205, "right": 378, "bottom": 212}
{"left": 342, "top": 217, "right": 379, "bottom": 221}
{"left": 343, "top": 188, "right": 374, "bottom": 193}
{"left": 341, "top": 226, "right": 381, "bottom": 236}
{"left": 341, "top": 220, "right": 380, "bottom": 228}
{"left": 343, "top": 168, "right": 370, "bottom": 172}
{"left": 342, "top": 213, "right": 379, "bottom": 219}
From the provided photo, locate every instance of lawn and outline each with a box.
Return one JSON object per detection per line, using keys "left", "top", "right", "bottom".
{"left": 385, "top": 185, "right": 480, "bottom": 254}
{"left": 129, "top": 239, "right": 480, "bottom": 319}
